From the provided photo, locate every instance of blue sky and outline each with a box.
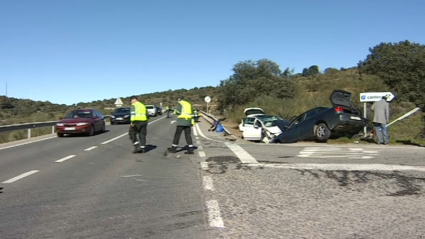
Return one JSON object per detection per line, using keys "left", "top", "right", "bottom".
{"left": 1, "top": 0, "right": 424, "bottom": 105}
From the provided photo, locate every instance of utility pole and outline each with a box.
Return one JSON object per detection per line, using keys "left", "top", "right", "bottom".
{"left": 6, "top": 82, "right": 7, "bottom": 96}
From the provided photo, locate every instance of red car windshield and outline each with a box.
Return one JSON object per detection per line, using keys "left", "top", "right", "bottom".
{"left": 65, "top": 111, "right": 93, "bottom": 119}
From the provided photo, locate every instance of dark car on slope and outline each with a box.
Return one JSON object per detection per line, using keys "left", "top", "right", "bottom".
{"left": 271, "top": 90, "right": 366, "bottom": 143}
{"left": 110, "top": 107, "right": 131, "bottom": 124}
{"left": 56, "top": 109, "right": 106, "bottom": 137}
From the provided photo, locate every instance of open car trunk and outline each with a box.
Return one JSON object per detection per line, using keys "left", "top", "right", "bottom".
{"left": 330, "top": 90, "right": 361, "bottom": 115}
{"left": 244, "top": 108, "right": 265, "bottom": 117}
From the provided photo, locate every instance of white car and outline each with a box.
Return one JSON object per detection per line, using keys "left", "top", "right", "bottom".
{"left": 239, "top": 107, "right": 265, "bottom": 132}
{"left": 242, "top": 115, "right": 286, "bottom": 143}
{"left": 146, "top": 105, "right": 157, "bottom": 117}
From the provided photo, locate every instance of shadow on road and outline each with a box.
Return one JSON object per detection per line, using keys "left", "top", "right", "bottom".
{"left": 143, "top": 144, "right": 157, "bottom": 153}
{"left": 60, "top": 130, "right": 111, "bottom": 138}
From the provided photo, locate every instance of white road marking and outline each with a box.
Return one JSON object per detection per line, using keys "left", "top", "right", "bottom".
{"left": 55, "top": 155, "right": 76, "bottom": 163}
{"left": 297, "top": 147, "right": 379, "bottom": 159}
{"left": 198, "top": 151, "right": 206, "bottom": 157}
{"left": 84, "top": 146, "right": 98, "bottom": 151}
{"left": 203, "top": 176, "right": 214, "bottom": 191}
{"left": 225, "top": 142, "right": 258, "bottom": 164}
{"left": 195, "top": 123, "right": 222, "bottom": 142}
{"left": 201, "top": 162, "right": 209, "bottom": 170}
{"left": 2, "top": 170, "right": 39, "bottom": 183}
{"left": 0, "top": 136, "right": 56, "bottom": 151}
{"left": 206, "top": 200, "right": 225, "bottom": 228}
{"left": 193, "top": 125, "right": 198, "bottom": 136}
{"left": 246, "top": 163, "right": 425, "bottom": 172}
{"left": 100, "top": 133, "right": 127, "bottom": 145}
{"left": 196, "top": 145, "right": 206, "bottom": 157}
{"left": 120, "top": 174, "right": 142, "bottom": 178}
{"left": 101, "top": 116, "right": 166, "bottom": 144}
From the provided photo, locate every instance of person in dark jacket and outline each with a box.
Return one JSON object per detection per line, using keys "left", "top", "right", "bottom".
{"left": 167, "top": 97, "right": 195, "bottom": 154}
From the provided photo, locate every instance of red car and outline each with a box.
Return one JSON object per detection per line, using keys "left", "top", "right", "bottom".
{"left": 56, "top": 109, "right": 106, "bottom": 137}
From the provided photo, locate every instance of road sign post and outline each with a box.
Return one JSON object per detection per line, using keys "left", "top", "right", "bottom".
{"left": 359, "top": 92, "right": 396, "bottom": 138}
{"left": 204, "top": 96, "right": 211, "bottom": 114}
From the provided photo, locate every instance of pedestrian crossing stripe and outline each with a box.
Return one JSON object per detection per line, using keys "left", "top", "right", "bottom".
{"left": 297, "top": 147, "right": 379, "bottom": 159}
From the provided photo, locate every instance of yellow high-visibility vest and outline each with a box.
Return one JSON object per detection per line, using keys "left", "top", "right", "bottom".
{"left": 131, "top": 101, "right": 147, "bottom": 121}
{"left": 176, "top": 100, "right": 193, "bottom": 120}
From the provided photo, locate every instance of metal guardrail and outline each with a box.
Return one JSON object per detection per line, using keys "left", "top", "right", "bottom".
{"left": 199, "top": 110, "right": 232, "bottom": 136}
{"left": 0, "top": 116, "right": 111, "bottom": 139}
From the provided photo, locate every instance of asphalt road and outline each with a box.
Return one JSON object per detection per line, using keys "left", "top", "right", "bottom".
{"left": 2, "top": 116, "right": 425, "bottom": 238}
{"left": 0, "top": 116, "right": 209, "bottom": 239}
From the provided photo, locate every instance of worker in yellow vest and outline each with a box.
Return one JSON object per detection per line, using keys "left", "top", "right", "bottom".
{"left": 129, "top": 96, "right": 149, "bottom": 154}
{"left": 166, "top": 105, "right": 171, "bottom": 118}
{"left": 167, "top": 96, "right": 195, "bottom": 154}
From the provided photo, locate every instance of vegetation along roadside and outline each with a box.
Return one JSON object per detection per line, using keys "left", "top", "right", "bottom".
{"left": 1, "top": 40, "right": 424, "bottom": 146}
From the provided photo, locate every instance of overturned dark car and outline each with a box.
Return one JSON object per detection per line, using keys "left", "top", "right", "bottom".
{"left": 271, "top": 90, "right": 366, "bottom": 143}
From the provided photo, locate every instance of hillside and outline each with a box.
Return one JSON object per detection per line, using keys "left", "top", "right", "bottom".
{"left": 1, "top": 40, "right": 424, "bottom": 145}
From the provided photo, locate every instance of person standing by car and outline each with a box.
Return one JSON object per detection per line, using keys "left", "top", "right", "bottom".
{"left": 371, "top": 96, "right": 390, "bottom": 145}
{"left": 167, "top": 97, "right": 195, "bottom": 154}
{"left": 129, "top": 96, "right": 149, "bottom": 153}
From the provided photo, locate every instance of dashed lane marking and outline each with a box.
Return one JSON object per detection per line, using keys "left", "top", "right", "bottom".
{"left": 198, "top": 150, "right": 206, "bottom": 157}
{"left": 101, "top": 116, "right": 166, "bottom": 144}
{"left": 55, "top": 155, "right": 76, "bottom": 163}
{"left": 2, "top": 170, "right": 40, "bottom": 183}
{"left": 206, "top": 200, "right": 225, "bottom": 228}
{"left": 84, "top": 146, "right": 98, "bottom": 151}
{"left": 203, "top": 176, "right": 214, "bottom": 191}
{"left": 201, "top": 162, "right": 209, "bottom": 170}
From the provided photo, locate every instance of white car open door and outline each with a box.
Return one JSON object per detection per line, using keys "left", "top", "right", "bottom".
{"left": 239, "top": 117, "right": 256, "bottom": 132}
{"left": 242, "top": 119, "right": 262, "bottom": 141}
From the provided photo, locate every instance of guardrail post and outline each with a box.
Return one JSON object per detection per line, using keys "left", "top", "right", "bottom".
{"left": 28, "top": 128, "right": 31, "bottom": 139}
{"left": 52, "top": 125, "right": 55, "bottom": 134}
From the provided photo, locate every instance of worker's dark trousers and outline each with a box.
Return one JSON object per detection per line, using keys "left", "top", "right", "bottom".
{"left": 172, "top": 126, "right": 193, "bottom": 146}
{"left": 167, "top": 110, "right": 170, "bottom": 118}
{"left": 129, "top": 121, "right": 148, "bottom": 147}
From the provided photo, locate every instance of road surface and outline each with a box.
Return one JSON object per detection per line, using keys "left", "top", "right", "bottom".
{"left": 1, "top": 116, "right": 425, "bottom": 238}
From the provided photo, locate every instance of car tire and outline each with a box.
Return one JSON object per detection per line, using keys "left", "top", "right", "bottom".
{"left": 315, "top": 123, "right": 331, "bottom": 142}
{"left": 57, "top": 132, "right": 64, "bottom": 137}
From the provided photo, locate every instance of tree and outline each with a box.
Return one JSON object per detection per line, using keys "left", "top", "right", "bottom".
{"left": 308, "top": 65, "right": 320, "bottom": 75}
{"left": 282, "top": 67, "right": 295, "bottom": 78}
{"left": 0, "top": 96, "right": 14, "bottom": 109}
{"left": 358, "top": 40, "right": 425, "bottom": 105}
{"left": 302, "top": 65, "right": 320, "bottom": 76}
{"left": 217, "top": 59, "right": 294, "bottom": 110}
{"left": 324, "top": 67, "right": 339, "bottom": 75}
